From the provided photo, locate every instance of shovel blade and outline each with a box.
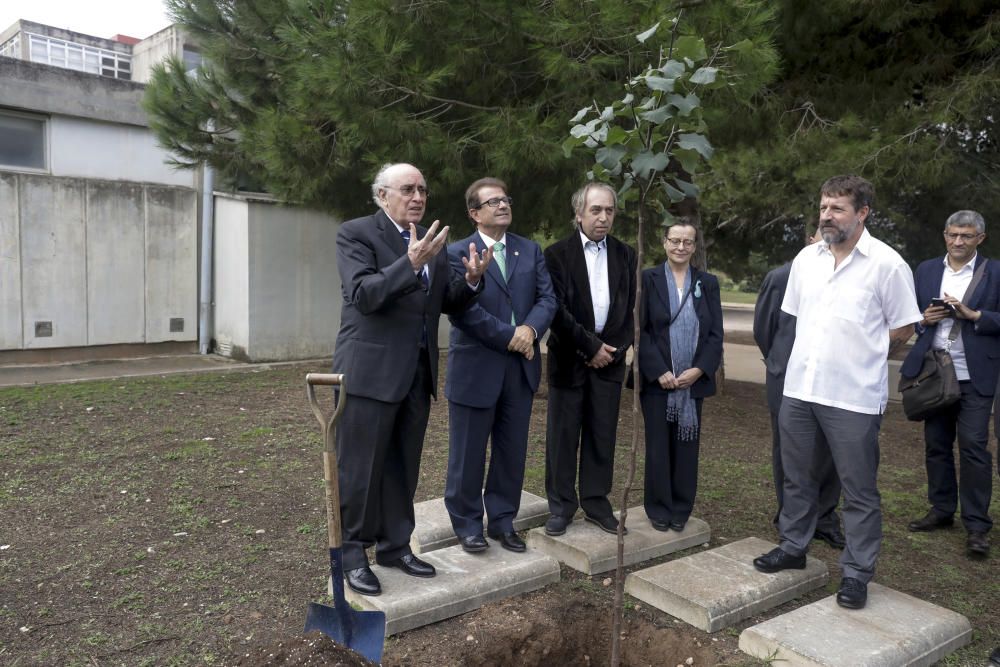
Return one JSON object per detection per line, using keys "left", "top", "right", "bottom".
{"left": 304, "top": 601, "right": 386, "bottom": 664}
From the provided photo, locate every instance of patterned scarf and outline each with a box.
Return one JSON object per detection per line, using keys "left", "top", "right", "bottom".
{"left": 664, "top": 264, "right": 700, "bottom": 441}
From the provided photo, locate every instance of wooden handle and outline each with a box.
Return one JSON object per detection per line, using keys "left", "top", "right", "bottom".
{"left": 305, "top": 374, "right": 348, "bottom": 550}
{"left": 306, "top": 373, "right": 344, "bottom": 386}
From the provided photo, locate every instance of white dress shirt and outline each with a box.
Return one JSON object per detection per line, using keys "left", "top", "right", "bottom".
{"left": 580, "top": 232, "right": 610, "bottom": 334}
{"left": 781, "top": 228, "right": 921, "bottom": 414}
{"left": 932, "top": 254, "right": 976, "bottom": 381}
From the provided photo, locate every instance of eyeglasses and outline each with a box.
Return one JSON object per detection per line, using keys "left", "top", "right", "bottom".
{"left": 666, "top": 238, "right": 695, "bottom": 248}
{"left": 943, "top": 231, "right": 981, "bottom": 242}
{"left": 384, "top": 185, "right": 429, "bottom": 197}
{"left": 473, "top": 196, "right": 513, "bottom": 209}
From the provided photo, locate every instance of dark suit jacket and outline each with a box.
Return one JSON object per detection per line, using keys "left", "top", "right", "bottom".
{"left": 753, "top": 262, "right": 795, "bottom": 413}
{"left": 901, "top": 255, "right": 1000, "bottom": 397}
{"left": 637, "top": 266, "right": 724, "bottom": 399}
{"left": 544, "top": 233, "right": 637, "bottom": 387}
{"left": 332, "top": 209, "right": 479, "bottom": 402}
{"left": 445, "top": 231, "right": 557, "bottom": 408}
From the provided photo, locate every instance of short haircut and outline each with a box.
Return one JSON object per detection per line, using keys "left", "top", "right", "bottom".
{"left": 370, "top": 163, "right": 396, "bottom": 207}
{"left": 465, "top": 177, "right": 508, "bottom": 216}
{"left": 820, "top": 174, "right": 875, "bottom": 213}
{"left": 571, "top": 181, "right": 618, "bottom": 219}
{"left": 944, "top": 210, "right": 985, "bottom": 234}
{"left": 663, "top": 217, "right": 698, "bottom": 240}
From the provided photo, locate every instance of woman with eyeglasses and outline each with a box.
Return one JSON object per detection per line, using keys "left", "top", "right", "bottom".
{"left": 637, "top": 221, "right": 723, "bottom": 532}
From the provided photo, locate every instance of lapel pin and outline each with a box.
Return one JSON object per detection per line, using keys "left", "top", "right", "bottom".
{"left": 514, "top": 251, "right": 519, "bottom": 256}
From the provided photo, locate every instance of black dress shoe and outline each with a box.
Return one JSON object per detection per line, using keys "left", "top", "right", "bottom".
{"left": 988, "top": 646, "right": 1000, "bottom": 666}
{"left": 753, "top": 547, "right": 806, "bottom": 573}
{"left": 908, "top": 510, "right": 954, "bottom": 532}
{"left": 382, "top": 554, "right": 436, "bottom": 578}
{"left": 459, "top": 534, "right": 489, "bottom": 553}
{"left": 345, "top": 566, "right": 381, "bottom": 596}
{"left": 585, "top": 514, "right": 627, "bottom": 535}
{"left": 967, "top": 531, "right": 990, "bottom": 558}
{"left": 489, "top": 530, "right": 527, "bottom": 552}
{"left": 836, "top": 577, "right": 867, "bottom": 609}
{"left": 650, "top": 518, "right": 670, "bottom": 532}
{"left": 668, "top": 520, "right": 686, "bottom": 532}
{"left": 544, "top": 515, "right": 571, "bottom": 536}
{"left": 813, "top": 526, "right": 846, "bottom": 549}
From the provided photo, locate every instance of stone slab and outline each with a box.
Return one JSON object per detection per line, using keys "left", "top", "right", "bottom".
{"left": 342, "top": 540, "right": 560, "bottom": 636}
{"left": 625, "top": 537, "right": 828, "bottom": 632}
{"left": 527, "top": 506, "right": 710, "bottom": 575}
{"left": 739, "top": 583, "right": 972, "bottom": 666}
{"left": 410, "top": 490, "right": 549, "bottom": 555}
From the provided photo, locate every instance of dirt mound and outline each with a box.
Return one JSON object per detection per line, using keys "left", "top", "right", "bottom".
{"left": 236, "top": 632, "right": 376, "bottom": 666}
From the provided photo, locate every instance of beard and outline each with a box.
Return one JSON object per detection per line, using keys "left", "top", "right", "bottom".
{"left": 820, "top": 218, "right": 858, "bottom": 245}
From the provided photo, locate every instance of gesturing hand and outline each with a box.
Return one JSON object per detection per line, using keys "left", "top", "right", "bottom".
{"left": 462, "top": 243, "right": 493, "bottom": 284}
{"left": 407, "top": 220, "right": 449, "bottom": 271}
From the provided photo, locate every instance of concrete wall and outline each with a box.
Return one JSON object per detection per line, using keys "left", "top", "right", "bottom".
{"left": 50, "top": 115, "right": 195, "bottom": 187}
{"left": 0, "top": 172, "right": 197, "bottom": 350}
{"left": 213, "top": 193, "right": 341, "bottom": 362}
{"left": 131, "top": 25, "right": 186, "bottom": 83}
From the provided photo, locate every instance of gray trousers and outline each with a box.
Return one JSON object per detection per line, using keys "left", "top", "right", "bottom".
{"left": 778, "top": 397, "right": 882, "bottom": 582}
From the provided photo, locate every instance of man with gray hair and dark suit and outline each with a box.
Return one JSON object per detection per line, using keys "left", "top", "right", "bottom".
{"left": 332, "top": 163, "right": 491, "bottom": 596}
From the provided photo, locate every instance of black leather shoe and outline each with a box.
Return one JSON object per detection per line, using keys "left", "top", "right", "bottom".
{"left": 345, "top": 566, "right": 381, "bottom": 596}
{"left": 382, "top": 554, "right": 436, "bottom": 578}
{"left": 668, "top": 520, "right": 686, "bottom": 532}
{"left": 967, "top": 531, "right": 990, "bottom": 558}
{"left": 753, "top": 547, "right": 806, "bottom": 573}
{"left": 836, "top": 577, "right": 868, "bottom": 609}
{"left": 908, "top": 510, "right": 954, "bottom": 532}
{"left": 813, "top": 526, "right": 846, "bottom": 549}
{"left": 988, "top": 646, "right": 1000, "bottom": 666}
{"left": 650, "top": 518, "right": 670, "bottom": 532}
{"left": 489, "top": 530, "right": 527, "bottom": 552}
{"left": 544, "top": 515, "right": 571, "bottom": 536}
{"left": 459, "top": 534, "right": 489, "bottom": 553}
{"left": 585, "top": 514, "right": 627, "bottom": 535}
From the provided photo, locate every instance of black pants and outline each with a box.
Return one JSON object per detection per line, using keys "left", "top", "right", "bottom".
{"left": 545, "top": 373, "right": 623, "bottom": 519}
{"left": 641, "top": 392, "right": 702, "bottom": 524}
{"left": 924, "top": 381, "right": 994, "bottom": 533}
{"left": 336, "top": 354, "right": 432, "bottom": 570}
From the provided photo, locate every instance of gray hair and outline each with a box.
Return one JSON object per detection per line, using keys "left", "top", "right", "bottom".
{"left": 370, "top": 163, "right": 396, "bottom": 207}
{"left": 571, "top": 181, "right": 617, "bottom": 225}
{"left": 944, "top": 210, "right": 985, "bottom": 234}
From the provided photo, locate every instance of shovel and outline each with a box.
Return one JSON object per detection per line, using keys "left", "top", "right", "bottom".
{"left": 303, "top": 372, "right": 386, "bottom": 663}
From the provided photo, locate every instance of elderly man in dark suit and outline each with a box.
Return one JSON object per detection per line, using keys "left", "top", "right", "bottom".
{"left": 332, "top": 163, "right": 491, "bottom": 596}
{"left": 542, "top": 181, "right": 637, "bottom": 536}
{"left": 445, "top": 177, "right": 557, "bottom": 554}
{"left": 753, "top": 230, "right": 844, "bottom": 549}
{"left": 901, "top": 210, "right": 999, "bottom": 559}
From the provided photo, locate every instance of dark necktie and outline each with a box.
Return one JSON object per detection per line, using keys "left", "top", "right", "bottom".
{"left": 400, "top": 229, "right": 429, "bottom": 290}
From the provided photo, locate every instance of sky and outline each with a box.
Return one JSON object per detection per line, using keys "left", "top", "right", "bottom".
{"left": 1, "top": 0, "right": 172, "bottom": 41}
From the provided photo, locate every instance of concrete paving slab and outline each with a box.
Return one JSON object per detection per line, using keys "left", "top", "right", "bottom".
{"left": 624, "top": 537, "right": 828, "bottom": 632}
{"left": 342, "top": 540, "right": 561, "bottom": 636}
{"left": 409, "top": 491, "right": 549, "bottom": 555}
{"left": 527, "top": 506, "right": 710, "bottom": 575}
{"left": 739, "top": 583, "right": 972, "bottom": 666}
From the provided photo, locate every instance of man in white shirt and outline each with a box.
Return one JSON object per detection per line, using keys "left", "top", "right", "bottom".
{"left": 901, "top": 210, "right": 998, "bottom": 559}
{"left": 542, "top": 182, "right": 637, "bottom": 536}
{"left": 752, "top": 175, "right": 921, "bottom": 610}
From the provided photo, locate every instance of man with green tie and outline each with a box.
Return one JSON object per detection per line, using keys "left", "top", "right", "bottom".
{"left": 444, "top": 177, "right": 557, "bottom": 554}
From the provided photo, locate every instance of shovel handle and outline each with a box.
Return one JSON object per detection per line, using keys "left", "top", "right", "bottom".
{"left": 305, "top": 373, "right": 347, "bottom": 550}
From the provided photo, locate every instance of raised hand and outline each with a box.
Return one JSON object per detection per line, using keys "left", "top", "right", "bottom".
{"left": 461, "top": 242, "right": 493, "bottom": 284}
{"left": 407, "top": 220, "right": 449, "bottom": 271}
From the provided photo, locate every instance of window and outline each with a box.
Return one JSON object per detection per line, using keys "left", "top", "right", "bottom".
{"left": 0, "top": 34, "right": 20, "bottom": 59}
{"left": 0, "top": 111, "right": 47, "bottom": 171}
{"left": 26, "top": 33, "right": 132, "bottom": 79}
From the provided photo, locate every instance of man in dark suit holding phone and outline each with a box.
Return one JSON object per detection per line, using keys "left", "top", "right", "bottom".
{"left": 542, "top": 181, "right": 637, "bottom": 536}
{"left": 901, "top": 210, "right": 999, "bottom": 559}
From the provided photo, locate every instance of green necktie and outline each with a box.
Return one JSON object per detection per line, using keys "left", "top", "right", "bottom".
{"left": 493, "top": 242, "right": 516, "bottom": 325}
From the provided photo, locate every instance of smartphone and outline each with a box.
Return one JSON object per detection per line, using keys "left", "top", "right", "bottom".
{"left": 930, "top": 298, "right": 956, "bottom": 314}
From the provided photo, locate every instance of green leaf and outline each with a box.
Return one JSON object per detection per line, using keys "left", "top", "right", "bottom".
{"left": 667, "top": 93, "right": 700, "bottom": 116}
{"left": 570, "top": 123, "right": 591, "bottom": 138}
{"left": 631, "top": 151, "right": 669, "bottom": 179}
{"left": 636, "top": 22, "right": 660, "bottom": 43}
{"left": 640, "top": 105, "right": 673, "bottom": 124}
{"left": 605, "top": 126, "right": 630, "bottom": 145}
{"left": 600, "top": 105, "right": 615, "bottom": 121}
{"left": 663, "top": 181, "right": 686, "bottom": 202}
{"left": 661, "top": 60, "right": 685, "bottom": 79}
{"left": 672, "top": 147, "right": 701, "bottom": 175}
{"left": 621, "top": 93, "right": 634, "bottom": 105}
{"left": 618, "top": 175, "right": 634, "bottom": 199}
{"left": 673, "top": 178, "right": 700, "bottom": 198}
{"left": 644, "top": 76, "right": 675, "bottom": 93}
{"left": 677, "top": 133, "right": 714, "bottom": 160}
{"left": 689, "top": 67, "right": 718, "bottom": 85}
{"left": 562, "top": 135, "right": 583, "bottom": 158}
{"left": 726, "top": 39, "right": 754, "bottom": 55}
{"left": 672, "top": 36, "right": 707, "bottom": 62}
{"left": 596, "top": 145, "right": 627, "bottom": 170}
